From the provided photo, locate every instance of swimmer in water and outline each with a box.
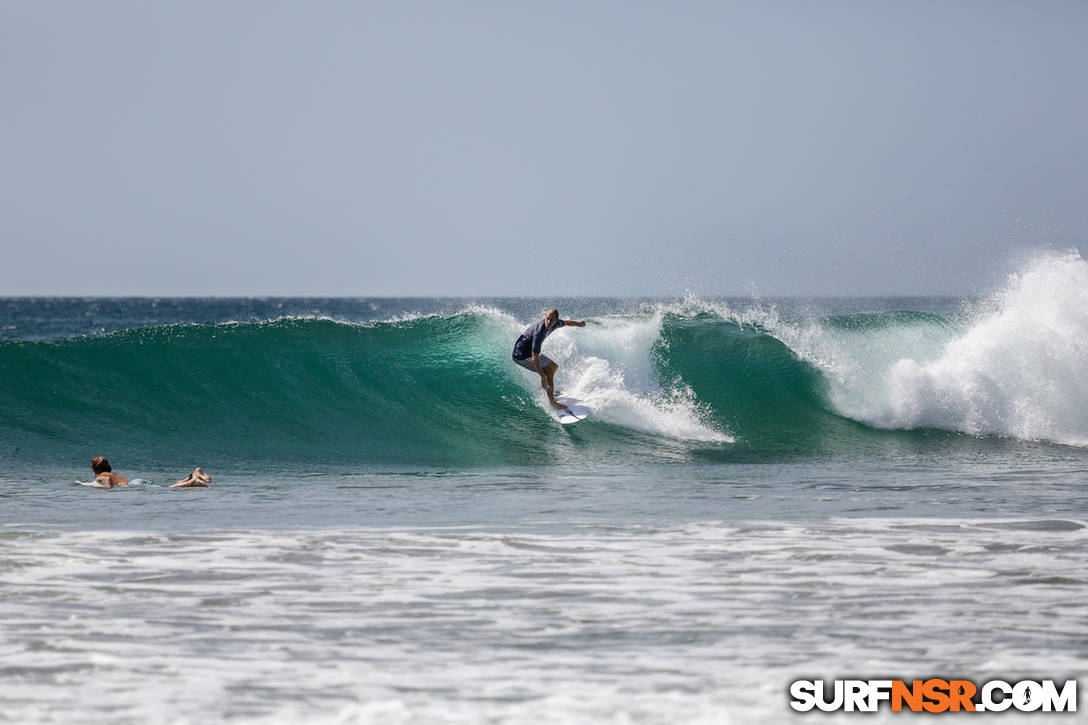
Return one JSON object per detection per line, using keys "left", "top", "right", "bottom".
{"left": 172, "top": 467, "right": 212, "bottom": 488}
{"left": 90, "top": 457, "right": 211, "bottom": 488}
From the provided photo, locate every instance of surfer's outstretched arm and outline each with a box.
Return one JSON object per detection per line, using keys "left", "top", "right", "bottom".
{"left": 564, "top": 319, "right": 586, "bottom": 327}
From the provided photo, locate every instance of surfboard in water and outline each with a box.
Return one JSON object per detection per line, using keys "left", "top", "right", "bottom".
{"left": 76, "top": 479, "right": 151, "bottom": 488}
{"left": 555, "top": 396, "right": 590, "bottom": 424}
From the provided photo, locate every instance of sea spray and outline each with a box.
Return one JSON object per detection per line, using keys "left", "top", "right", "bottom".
{"left": 878, "top": 250, "right": 1088, "bottom": 445}
{"left": 733, "top": 250, "right": 1088, "bottom": 446}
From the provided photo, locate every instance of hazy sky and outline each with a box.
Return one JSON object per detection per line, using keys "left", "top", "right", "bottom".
{"left": 2, "top": 1, "right": 1085, "bottom": 296}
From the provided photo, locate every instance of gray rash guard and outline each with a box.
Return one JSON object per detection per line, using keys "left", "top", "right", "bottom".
{"left": 512, "top": 318, "right": 565, "bottom": 360}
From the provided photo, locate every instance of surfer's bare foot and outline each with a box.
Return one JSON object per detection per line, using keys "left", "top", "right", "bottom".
{"left": 550, "top": 400, "right": 567, "bottom": 410}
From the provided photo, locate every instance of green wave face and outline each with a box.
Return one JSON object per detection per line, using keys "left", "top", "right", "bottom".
{"left": 0, "top": 314, "right": 561, "bottom": 468}
{"left": 654, "top": 314, "right": 842, "bottom": 452}
{"left": 3, "top": 295, "right": 1082, "bottom": 470}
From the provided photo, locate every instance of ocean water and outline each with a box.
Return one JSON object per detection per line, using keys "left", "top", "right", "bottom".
{"left": 2, "top": 251, "right": 1087, "bottom": 723}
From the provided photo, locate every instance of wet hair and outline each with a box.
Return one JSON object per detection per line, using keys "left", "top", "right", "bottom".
{"left": 91, "top": 456, "right": 112, "bottom": 474}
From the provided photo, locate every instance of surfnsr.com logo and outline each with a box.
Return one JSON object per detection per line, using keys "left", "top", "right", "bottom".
{"left": 789, "top": 679, "right": 1077, "bottom": 713}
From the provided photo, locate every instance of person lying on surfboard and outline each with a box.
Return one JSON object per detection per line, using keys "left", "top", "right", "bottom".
{"left": 91, "top": 456, "right": 212, "bottom": 488}
{"left": 511, "top": 308, "right": 586, "bottom": 409}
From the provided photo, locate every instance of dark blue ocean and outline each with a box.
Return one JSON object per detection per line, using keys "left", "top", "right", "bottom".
{"left": 2, "top": 252, "right": 1086, "bottom": 722}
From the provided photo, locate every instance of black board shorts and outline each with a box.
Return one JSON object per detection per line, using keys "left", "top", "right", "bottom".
{"left": 513, "top": 353, "right": 553, "bottom": 372}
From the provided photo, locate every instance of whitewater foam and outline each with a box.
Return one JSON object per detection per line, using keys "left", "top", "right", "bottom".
{"left": 4, "top": 518, "right": 1084, "bottom": 723}
{"left": 725, "top": 250, "right": 1088, "bottom": 447}
{"left": 876, "top": 251, "right": 1088, "bottom": 445}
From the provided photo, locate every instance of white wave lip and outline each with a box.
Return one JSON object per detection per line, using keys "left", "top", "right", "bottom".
{"left": 773, "top": 251, "right": 1087, "bottom": 446}
{"left": 685, "top": 250, "right": 1088, "bottom": 447}
{"left": 875, "top": 251, "right": 1088, "bottom": 445}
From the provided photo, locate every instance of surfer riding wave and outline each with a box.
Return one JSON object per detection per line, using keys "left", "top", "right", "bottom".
{"left": 512, "top": 308, "right": 586, "bottom": 409}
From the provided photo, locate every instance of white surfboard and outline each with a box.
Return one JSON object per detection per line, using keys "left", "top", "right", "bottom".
{"left": 75, "top": 480, "right": 110, "bottom": 488}
{"left": 555, "top": 396, "right": 590, "bottom": 424}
